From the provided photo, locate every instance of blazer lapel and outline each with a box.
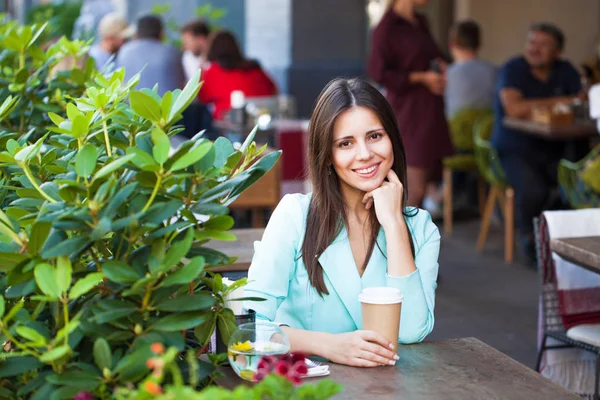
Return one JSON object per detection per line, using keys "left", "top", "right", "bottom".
{"left": 317, "top": 228, "right": 362, "bottom": 328}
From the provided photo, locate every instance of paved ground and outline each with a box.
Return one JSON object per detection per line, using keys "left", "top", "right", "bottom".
{"left": 429, "top": 217, "right": 539, "bottom": 368}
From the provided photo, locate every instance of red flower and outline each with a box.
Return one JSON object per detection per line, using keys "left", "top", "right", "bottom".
{"left": 275, "top": 360, "right": 289, "bottom": 376}
{"left": 292, "top": 361, "right": 308, "bottom": 376}
{"left": 257, "top": 355, "right": 276, "bottom": 370}
{"left": 73, "top": 392, "right": 94, "bottom": 400}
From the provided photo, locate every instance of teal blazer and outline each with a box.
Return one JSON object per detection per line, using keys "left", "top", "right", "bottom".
{"left": 244, "top": 193, "right": 440, "bottom": 344}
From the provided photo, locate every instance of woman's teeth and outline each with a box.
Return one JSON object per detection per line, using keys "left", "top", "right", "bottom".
{"left": 356, "top": 165, "right": 377, "bottom": 174}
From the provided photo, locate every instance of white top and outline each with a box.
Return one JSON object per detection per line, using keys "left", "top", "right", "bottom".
{"left": 182, "top": 50, "right": 204, "bottom": 82}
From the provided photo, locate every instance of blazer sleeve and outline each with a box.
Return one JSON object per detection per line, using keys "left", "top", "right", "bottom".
{"left": 385, "top": 210, "right": 440, "bottom": 344}
{"left": 367, "top": 23, "right": 413, "bottom": 95}
{"left": 243, "top": 195, "right": 302, "bottom": 321}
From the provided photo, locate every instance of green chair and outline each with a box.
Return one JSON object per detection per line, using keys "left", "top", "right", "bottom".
{"left": 473, "top": 114, "right": 515, "bottom": 263}
{"left": 443, "top": 108, "right": 493, "bottom": 235}
{"left": 558, "top": 144, "right": 600, "bottom": 209}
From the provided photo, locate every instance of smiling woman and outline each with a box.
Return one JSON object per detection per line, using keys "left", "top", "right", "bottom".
{"left": 243, "top": 78, "right": 441, "bottom": 368}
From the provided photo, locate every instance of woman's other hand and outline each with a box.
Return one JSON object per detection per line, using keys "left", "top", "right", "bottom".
{"left": 324, "top": 330, "right": 399, "bottom": 367}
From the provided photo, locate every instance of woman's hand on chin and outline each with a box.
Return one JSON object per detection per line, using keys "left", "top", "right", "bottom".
{"left": 362, "top": 169, "right": 405, "bottom": 231}
{"left": 322, "top": 330, "right": 398, "bottom": 367}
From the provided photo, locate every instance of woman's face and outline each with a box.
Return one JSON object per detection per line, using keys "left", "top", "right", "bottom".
{"left": 331, "top": 106, "right": 394, "bottom": 196}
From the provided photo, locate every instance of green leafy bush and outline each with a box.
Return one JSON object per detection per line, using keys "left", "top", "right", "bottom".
{"left": 0, "top": 21, "right": 284, "bottom": 399}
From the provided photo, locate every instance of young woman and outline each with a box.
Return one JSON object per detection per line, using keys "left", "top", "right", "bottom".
{"left": 368, "top": 0, "right": 453, "bottom": 207}
{"left": 244, "top": 78, "right": 440, "bottom": 367}
{"left": 198, "top": 30, "right": 277, "bottom": 120}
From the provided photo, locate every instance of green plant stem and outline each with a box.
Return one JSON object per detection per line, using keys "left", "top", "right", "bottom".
{"left": 169, "top": 364, "right": 184, "bottom": 387}
{"left": 21, "top": 164, "right": 57, "bottom": 203}
{"left": 100, "top": 112, "right": 112, "bottom": 157}
{"left": 62, "top": 300, "right": 69, "bottom": 346}
{"left": 141, "top": 285, "right": 154, "bottom": 311}
{"left": 19, "top": 51, "right": 25, "bottom": 69}
{"left": 142, "top": 173, "right": 163, "bottom": 212}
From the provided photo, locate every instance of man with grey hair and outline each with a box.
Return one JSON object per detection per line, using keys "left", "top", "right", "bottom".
{"left": 89, "top": 12, "right": 129, "bottom": 69}
{"left": 492, "top": 22, "right": 587, "bottom": 264}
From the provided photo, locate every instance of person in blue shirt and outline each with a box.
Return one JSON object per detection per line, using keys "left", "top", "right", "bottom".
{"left": 244, "top": 78, "right": 440, "bottom": 367}
{"left": 116, "top": 15, "right": 185, "bottom": 95}
{"left": 492, "top": 22, "right": 587, "bottom": 263}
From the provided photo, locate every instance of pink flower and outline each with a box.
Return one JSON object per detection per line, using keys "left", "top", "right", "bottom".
{"left": 73, "top": 392, "right": 94, "bottom": 400}
{"left": 292, "top": 361, "right": 308, "bottom": 376}
{"left": 275, "top": 360, "right": 289, "bottom": 376}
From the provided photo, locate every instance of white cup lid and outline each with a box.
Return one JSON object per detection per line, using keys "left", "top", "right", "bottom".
{"left": 358, "top": 287, "right": 403, "bottom": 304}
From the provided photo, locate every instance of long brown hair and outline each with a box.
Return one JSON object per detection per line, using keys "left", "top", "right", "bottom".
{"left": 302, "top": 78, "right": 416, "bottom": 296}
{"left": 206, "top": 30, "right": 259, "bottom": 70}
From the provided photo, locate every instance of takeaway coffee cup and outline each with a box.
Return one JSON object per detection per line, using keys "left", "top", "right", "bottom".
{"left": 358, "top": 287, "right": 403, "bottom": 348}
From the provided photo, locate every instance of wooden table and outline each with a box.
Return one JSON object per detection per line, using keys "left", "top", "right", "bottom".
{"left": 550, "top": 236, "right": 600, "bottom": 275}
{"left": 205, "top": 228, "right": 264, "bottom": 273}
{"left": 503, "top": 117, "right": 597, "bottom": 140}
{"left": 217, "top": 337, "right": 579, "bottom": 399}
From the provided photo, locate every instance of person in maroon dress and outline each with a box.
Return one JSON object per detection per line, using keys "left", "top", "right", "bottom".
{"left": 368, "top": 0, "right": 453, "bottom": 207}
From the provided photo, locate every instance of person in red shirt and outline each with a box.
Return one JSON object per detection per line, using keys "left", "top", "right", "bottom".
{"left": 198, "top": 30, "right": 277, "bottom": 120}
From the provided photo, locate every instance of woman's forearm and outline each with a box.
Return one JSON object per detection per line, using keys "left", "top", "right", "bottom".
{"left": 385, "top": 220, "right": 417, "bottom": 277}
{"left": 281, "top": 326, "right": 332, "bottom": 357}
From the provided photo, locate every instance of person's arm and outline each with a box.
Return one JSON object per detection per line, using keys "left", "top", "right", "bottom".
{"left": 500, "top": 88, "right": 575, "bottom": 119}
{"left": 243, "top": 195, "right": 300, "bottom": 322}
{"left": 363, "top": 170, "right": 439, "bottom": 344}
{"left": 385, "top": 211, "right": 439, "bottom": 344}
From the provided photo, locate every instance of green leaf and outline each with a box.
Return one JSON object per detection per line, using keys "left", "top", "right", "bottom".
{"left": 0, "top": 357, "right": 42, "bottom": 378}
{"left": 168, "top": 69, "right": 201, "bottom": 123}
{"left": 217, "top": 308, "right": 237, "bottom": 346}
{"left": 14, "top": 134, "right": 47, "bottom": 163}
{"left": 126, "top": 147, "right": 158, "bottom": 171}
{"left": 39, "top": 345, "right": 70, "bottom": 363}
{"left": 46, "top": 370, "right": 100, "bottom": 390}
{"left": 160, "top": 256, "right": 205, "bottom": 287}
{"left": 240, "top": 125, "right": 258, "bottom": 153}
{"left": 28, "top": 221, "right": 51, "bottom": 255}
{"left": 0, "top": 295, "right": 4, "bottom": 318}
{"left": 151, "top": 127, "right": 170, "bottom": 164}
{"left": 55, "top": 256, "right": 72, "bottom": 294}
{"left": 75, "top": 143, "right": 97, "bottom": 177}
{"left": 47, "top": 112, "right": 65, "bottom": 127}
{"left": 68, "top": 272, "right": 103, "bottom": 299}
{"left": 153, "top": 312, "right": 207, "bottom": 331}
{"left": 41, "top": 237, "right": 88, "bottom": 259}
{"left": 5, "top": 280, "right": 36, "bottom": 298}
{"left": 92, "top": 153, "right": 136, "bottom": 181}
{"left": 203, "top": 215, "right": 235, "bottom": 231}
{"left": 66, "top": 103, "right": 80, "bottom": 122}
{"left": 34, "top": 263, "right": 60, "bottom": 299}
{"left": 161, "top": 91, "right": 172, "bottom": 120}
{"left": 0, "top": 253, "right": 28, "bottom": 272}
{"left": 142, "top": 200, "right": 183, "bottom": 225}
{"left": 156, "top": 293, "right": 215, "bottom": 312}
{"left": 130, "top": 91, "right": 162, "bottom": 122}
{"left": 93, "top": 338, "right": 112, "bottom": 371}
{"left": 102, "top": 261, "right": 140, "bottom": 284}
{"left": 15, "top": 326, "right": 47, "bottom": 345}
{"left": 169, "top": 140, "right": 212, "bottom": 171}
{"left": 161, "top": 229, "right": 194, "bottom": 271}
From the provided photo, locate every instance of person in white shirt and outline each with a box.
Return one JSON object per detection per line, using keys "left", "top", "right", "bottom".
{"left": 181, "top": 19, "right": 211, "bottom": 82}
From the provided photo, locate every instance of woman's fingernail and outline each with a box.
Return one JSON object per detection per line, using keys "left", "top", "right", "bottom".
{"left": 393, "top": 354, "right": 399, "bottom": 360}
{"left": 389, "top": 343, "right": 395, "bottom": 350}
{"left": 389, "top": 360, "right": 396, "bottom": 366}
